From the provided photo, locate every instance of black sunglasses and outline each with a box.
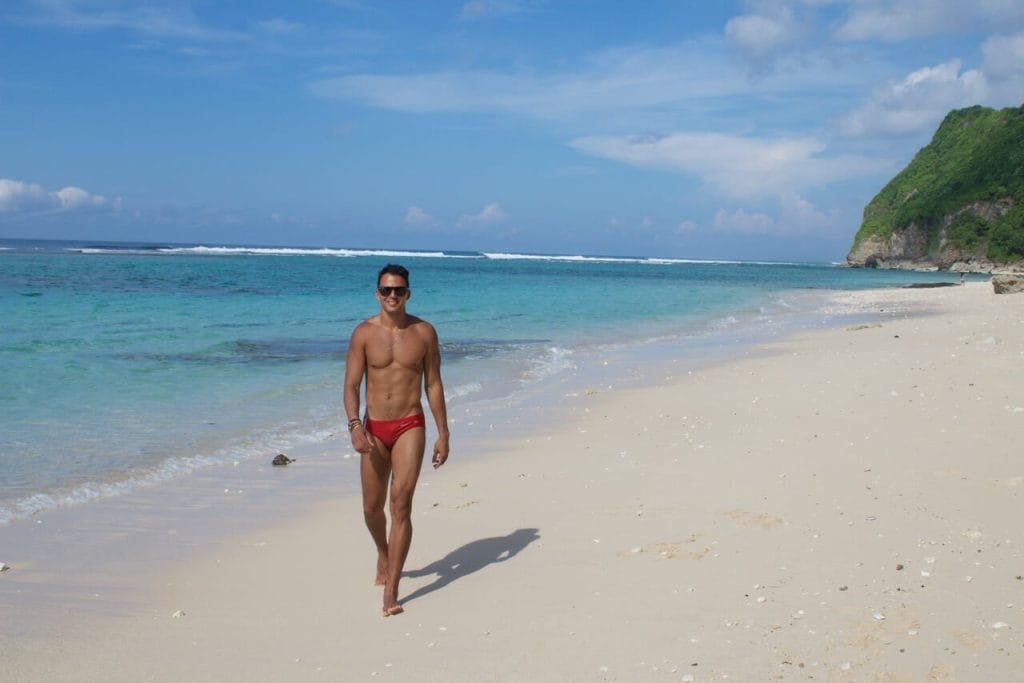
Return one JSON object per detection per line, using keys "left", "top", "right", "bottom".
{"left": 378, "top": 286, "right": 409, "bottom": 297}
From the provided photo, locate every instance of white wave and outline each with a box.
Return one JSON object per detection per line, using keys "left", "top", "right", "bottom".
{"left": 484, "top": 252, "right": 641, "bottom": 263}
{"left": 647, "top": 257, "right": 824, "bottom": 266}
{"left": 156, "top": 246, "right": 452, "bottom": 258}
{"left": 69, "top": 243, "right": 825, "bottom": 267}
{"left": 644, "top": 257, "right": 754, "bottom": 265}
{"left": 0, "top": 452, "right": 223, "bottom": 526}
{"left": 482, "top": 252, "right": 819, "bottom": 267}
{"left": 447, "top": 381, "right": 483, "bottom": 400}
{"left": 772, "top": 296, "right": 797, "bottom": 309}
{"left": 77, "top": 248, "right": 155, "bottom": 255}
{"left": 525, "top": 346, "right": 576, "bottom": 380}
{"left": 0, "top": 420, "right": 341, "bottom": 527}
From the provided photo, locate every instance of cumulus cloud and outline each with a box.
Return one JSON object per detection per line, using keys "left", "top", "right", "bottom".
{"left": 714, "top": 207, "right": 777, "bottom": 234}
{"left": 712, "top": 193, "right": 836, "bottom": 236}
{"left": 0, "top": 178, "right": 117, "bottom": 214}
{"left": 836, "top": 57, "right": 1010, "bottom": 137}
{"left": 569, "top": 132, "right": 884, "bottom": 199}
{"left": 982, "top": 31, "right": 1024, "bottom": 76}
{"left": 778, "top": 192, "right": 837, "bottom": 232}
{"left": 403, "top": 205, "right": 436, "bottom": 225}
{"left": 725, "top": 5, "right": 807, "bottom": 78}
{"left": 980, "top": 31, "right": 1024, "bottom": 99}
{"left": 837, "top": 60, "right": 986, "bottom": 136}
{"left": 457, "top": 202, "right": 507, "bottom": 228}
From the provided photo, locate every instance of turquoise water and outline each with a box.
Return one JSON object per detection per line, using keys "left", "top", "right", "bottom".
{"left": 0, "top": 239, "right": 960, "bottom": 525}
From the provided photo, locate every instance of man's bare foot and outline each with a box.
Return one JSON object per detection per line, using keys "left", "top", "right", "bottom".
{"left": 382, "top": 603, "right": 404, "bottom": 617}
{"left": 374, "top": 553, "right": 388, "bottom": 586}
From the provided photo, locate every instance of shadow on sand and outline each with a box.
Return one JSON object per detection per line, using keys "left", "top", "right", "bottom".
{"left": 400, "top": 527, "right": 540, "bottom": 605}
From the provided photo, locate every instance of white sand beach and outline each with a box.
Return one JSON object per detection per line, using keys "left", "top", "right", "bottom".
{"left": 3, "top": 282, "right": 1022, "bottom": 682}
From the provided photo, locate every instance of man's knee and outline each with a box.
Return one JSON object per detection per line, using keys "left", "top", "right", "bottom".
{"left": 363, "top": 496, "right": 385, "bottom": 521}
{"left": 389, "top": 490, "right": 414, "bottom": 520}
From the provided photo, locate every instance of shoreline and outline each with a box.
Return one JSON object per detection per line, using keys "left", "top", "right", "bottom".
{"left": 0, "top": 282, "right": 836, "bottom": 566}
{"left": 0, "top": 260, "right": 825, "bottom": 531}
{"left": 3, "top": 282, "right": 1022, "bottom": 681}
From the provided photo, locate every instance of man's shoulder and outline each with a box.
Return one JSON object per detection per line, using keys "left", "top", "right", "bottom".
{"left": 409, "top": 316, "right": 437, "bottom": 335}
{"left": 352, "top": 317, "right": 381, "bottom": 337}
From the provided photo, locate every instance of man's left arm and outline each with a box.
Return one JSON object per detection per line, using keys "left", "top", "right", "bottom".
{"left": 422, "top": 323, "right": 449, "bottom": 468}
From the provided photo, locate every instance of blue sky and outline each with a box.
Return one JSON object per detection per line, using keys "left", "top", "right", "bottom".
{"left": 2, "top": 1, "right": 1023, "bottom": 261}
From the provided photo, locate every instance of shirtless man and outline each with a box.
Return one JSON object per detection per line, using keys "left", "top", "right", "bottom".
{"left": 343, "top": 264, "right": 450, "bottom": 616}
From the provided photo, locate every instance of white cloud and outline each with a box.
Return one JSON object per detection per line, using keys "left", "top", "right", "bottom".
{"left": 980, "top": 31, "right": 1024, "bottom": 100}
{"left": 779, "top": 192, "right": 837, "bottom": 232}
{"left": 569, "top": 132, "right": 885, "bottom": 199}
{"left": 835, "top": 0, "right": 970, "bottom": 41}
{"left": 0, "top": 179, "right": 49, "bottom": 213}
{"left": 836, "top": 26, "right": 1024, "bottom": 139}
{"left": 457, "top": 202, "right": 507, "bottom": 228}
{"left": 714, "top": 207, "right": 776, "bottom": 234}
{"left": 712, "top": 193, "right": 836, "bottom": 236}
{"left": 403, "top": 205, "right": 435, "bottom": 225}
{"left": 725, "top": 5, "right": 807, "bottom": 77}
{"left": 0, "top": 178, "right": 117, "bottom": 214}
{"left": 19, "top": 0, "right": 245, "bottom": 42}
{"left": 54, "top": 185, "right": 111, "bottom": 211}
{"left": 308, "top": 41, "right": 745, "bottom": 120}
{"left": 834, "top": 0, "right": 1024, "bottom": 42}
{"left": 981, "top": 31, "right": 1024, "bottom": 77}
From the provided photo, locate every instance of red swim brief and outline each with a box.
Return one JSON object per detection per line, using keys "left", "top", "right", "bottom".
{"left": 364, "top": 413, "right": 426, "bottom": 450}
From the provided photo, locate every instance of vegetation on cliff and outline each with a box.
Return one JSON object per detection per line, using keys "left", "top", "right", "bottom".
{"left": 851, "top": 104, "right": 1024, "bottom": 263}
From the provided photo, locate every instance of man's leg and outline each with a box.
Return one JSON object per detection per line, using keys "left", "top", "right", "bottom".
{"left": 382, "top": 428, "right": 426, "bottom": 616}
{"left": 360, "top": 442, "right": 391, "bottom": 586}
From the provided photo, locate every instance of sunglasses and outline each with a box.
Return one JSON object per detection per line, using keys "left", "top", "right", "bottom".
{"left": 377, "top": 286, "right": 409, "bottom": 297}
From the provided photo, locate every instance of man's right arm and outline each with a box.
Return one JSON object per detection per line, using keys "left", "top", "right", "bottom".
{"left": 343, "top": 324, "right": 372, "bottom": 453}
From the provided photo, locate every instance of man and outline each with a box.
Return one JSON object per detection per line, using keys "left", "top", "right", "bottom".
{"left": 344, "top": 264, "right": 450, "bottom": 617}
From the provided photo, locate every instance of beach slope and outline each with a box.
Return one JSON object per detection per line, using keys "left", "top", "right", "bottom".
{"left": 3, "top": 283, "right": 1022, "bottom": 682}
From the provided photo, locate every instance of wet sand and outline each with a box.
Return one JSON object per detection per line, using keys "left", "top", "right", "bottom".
{"left": 2, "top": 282, "right": 1022, "bottom": 682}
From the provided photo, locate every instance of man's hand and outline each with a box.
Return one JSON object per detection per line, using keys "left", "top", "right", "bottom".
{"left": 350, "top": 426, "right": 373, "bottom": 455}
{"left": 432, "top": 435, "right": 449, "bottom": 469}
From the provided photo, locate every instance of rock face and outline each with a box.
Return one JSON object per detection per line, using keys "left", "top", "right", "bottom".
{"left": 992, "top": 274, "right": 1024, "bottom": 294}
{"left": 847, "top": 200, "right": 1023, "bottom": 272}
{"left": 847, "top": 104, "right": 1024, "bottom": 272}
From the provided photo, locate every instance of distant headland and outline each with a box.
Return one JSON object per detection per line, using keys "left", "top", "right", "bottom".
{"left": 847, "top": 104, "right": 1024, "bottom": 273}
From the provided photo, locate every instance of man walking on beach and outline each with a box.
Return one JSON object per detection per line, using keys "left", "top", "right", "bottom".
{"left": 344, "top": 264, "right": 450, "bottom": 616}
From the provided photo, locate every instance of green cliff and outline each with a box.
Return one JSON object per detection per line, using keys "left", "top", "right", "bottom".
{"left": 847, "top": 104, "right": 1024, "bottom": 271}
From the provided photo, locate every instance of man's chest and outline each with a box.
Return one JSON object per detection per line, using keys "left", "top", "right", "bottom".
{"left": 366, "top": 332, "right": 426, "bottom": 370}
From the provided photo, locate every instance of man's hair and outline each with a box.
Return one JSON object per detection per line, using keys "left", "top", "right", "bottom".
{"left": 377, "top": 263, "right": 410, "bottom": 287}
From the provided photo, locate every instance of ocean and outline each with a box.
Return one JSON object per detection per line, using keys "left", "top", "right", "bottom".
{"left": 0, "top": 238, "right": 961, "bottom": 528}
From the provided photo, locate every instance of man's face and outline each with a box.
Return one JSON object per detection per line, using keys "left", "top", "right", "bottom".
{"left": 376, "top": 273, "right": 410, "bottom": 311}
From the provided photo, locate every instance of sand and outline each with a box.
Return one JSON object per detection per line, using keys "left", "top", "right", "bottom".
{"left": 2, "top": 282, "right": 1022, "bottom": 682}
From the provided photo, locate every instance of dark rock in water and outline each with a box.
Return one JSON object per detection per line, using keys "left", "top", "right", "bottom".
{"left": 272, "top": 453, "right": 294, "bottom": 466}
{"left": 992, "top": 274, "right": 1024, "bottom": 294}
{"left": 903, "top": 282, "right": 957, "bottom": 288}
